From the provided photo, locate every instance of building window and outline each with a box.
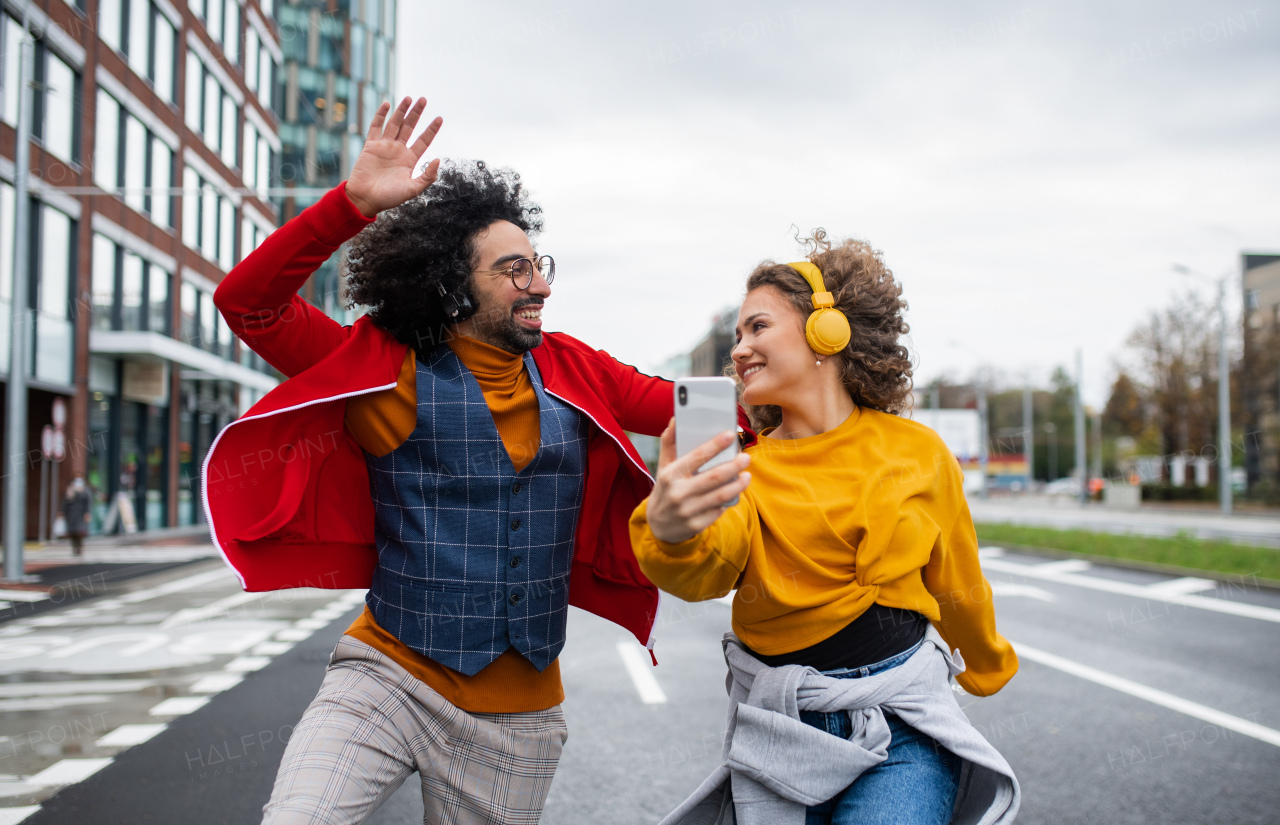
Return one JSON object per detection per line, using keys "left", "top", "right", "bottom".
{"left": 1, "top": 16, "right": 20, "bottom": 124}
{"left": 187, "top": 51, "right": 241, "bottom": 163}
{"left": 1245, "top": 289, "right": 1260, "bottom": 311}
{"left": 2, "top": 20, "right": 81, "bottom": 165}
{"left": 94, "top": 89, "right": 121, "bottom": 191}
{"left": 150, "top": 140, "right": 173, "bottom": 227}
{"left": 91, "top": 234, "right": 117, "bottom": 331}
{"left": 242, "top": 121, "right": 273, "bottom": 197}
{"left": 91, "top": 233, "right": 172, "bottom": 337}
{"left": 0, "top": 182, "right": 13, "bottom": 368}
{"left": 221, "top": 94, "right": 238, "bottom": 167}
{"left": 224, "top": 0, "right": 240, "bottom": 65}
{"left": 99, "top": 0, "right": 124, "bottom": 51}
{"left": 124, "top": 114, "right": 147, "bottom": 213}
{"left": 40, "top": 49, "right": 79, "bottom": 164}
{"left": 95, "top": 89, "right": 174, "bottom": 229}
{"left": 180, "top": 282, "right": 199, "bottom": 347}
{"left": 246, "top": 27, "right": 260, "bottom": 89}
{"left": 35, "top": 205, "right": 75, "bottom": 385}
{"left": 182, "top": 167, "right": 236, "bottom": 270}
{"left": 125, "top": 0, "right": 150, "bottom": 78}
{"left": 152, "top": 10, "right": 177, "bottom": 103}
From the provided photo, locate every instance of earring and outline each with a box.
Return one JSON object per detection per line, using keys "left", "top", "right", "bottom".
{"left": 815, "top": 359, "right": 822, "bottom": 367}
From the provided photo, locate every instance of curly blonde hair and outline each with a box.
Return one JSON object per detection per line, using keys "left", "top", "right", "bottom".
{"left": 732, "top": 230, "right": 914, "bottom": 431}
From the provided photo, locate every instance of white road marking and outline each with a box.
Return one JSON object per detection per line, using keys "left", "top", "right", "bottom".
{"left": 0, "top": 695, "right": 115, "bottom": 712}
{"left": 1033, "top": 559, "right": 1092, "bottom": 574}
{"left": 616, "top": 642, "right": 668, "bottom": 704}
{"left": 190, "top": 673, "right": 244, "bottom": 693}
{"left": 0, "top": 806, "right": 42, "bottom": 824}
{"left": 1013, "top": 641, "right": 1280, "bottom": 749}
{"left": 981, "top": 556, "right": 1280, "bottom": 623}
{"left": 96, "top": 724, "right": 167, "bottom": 748}
{"left": 274, "top": 628, "right": 314, "bottom": 641}
{"left": 148, "top": 696, "right": 210, "bottom": 716}
{"left": 0, "top": 680, "right": 152, "bottom": 698}
{"left": 160, "top": 591, "right": 265, "bottom": 628}
{"left": 119, "top": 570, "right": 233, "bottom": 604}
{"left": 0, "top": 590, "right": 49, "bottom": 603}
{"left": 293, "top": 618, "right": 329, "bottom": 630}
{"left": 224, "top": 655, "right": 272, "bottom": 672}
{"left": 25, "top": 758, "right": 114, "bottom": 786}
{"left": 989, "top": 582, "right": 1057, "bottom": 602}
{"left": 977, "top": 547, "right": 1006, "bottom": 558}
{"left": 1147, "top": 577, "right": 1218, "bottom": 595}
{"left": 251, "top": 641, "right": 294, "bottom": 656}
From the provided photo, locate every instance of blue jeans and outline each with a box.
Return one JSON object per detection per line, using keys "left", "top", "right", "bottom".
{"left": 799, "top": 640, "right": 962, "bottom": 825}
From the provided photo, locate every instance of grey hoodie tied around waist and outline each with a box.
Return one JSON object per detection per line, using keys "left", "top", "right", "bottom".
{"left": 658, "top": 625, "right": 1020, "bottom": 825}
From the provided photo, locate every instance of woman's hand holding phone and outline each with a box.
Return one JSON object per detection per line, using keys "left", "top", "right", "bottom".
{"left": 647, "top": 419, "right": 751, "bottom": 544}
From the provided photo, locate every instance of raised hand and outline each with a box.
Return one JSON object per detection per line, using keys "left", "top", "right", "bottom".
{"left": 646, "top": 421, "right": 751, "bottom": 544}
{"left": 345, "top": 97, "right": 443, "bottom": 218}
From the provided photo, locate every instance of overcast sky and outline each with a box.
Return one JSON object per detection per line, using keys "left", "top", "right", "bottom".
{"left": 394, "top": 1, "right": 1280, "bottom": 404}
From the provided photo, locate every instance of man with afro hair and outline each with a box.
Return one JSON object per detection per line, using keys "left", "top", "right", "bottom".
{"left": 205, "top": 97, "right": 713, "bottom": 823}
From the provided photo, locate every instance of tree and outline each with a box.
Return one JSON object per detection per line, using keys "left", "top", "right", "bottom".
{"left": 1104, "top": 373, "right": 1146, "bottom": 438}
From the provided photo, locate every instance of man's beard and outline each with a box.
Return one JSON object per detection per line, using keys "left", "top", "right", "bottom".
{"left": 467, "top": 296, "right": 543, "bottom": 354}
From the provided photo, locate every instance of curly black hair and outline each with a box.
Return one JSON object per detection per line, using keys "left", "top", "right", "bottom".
{"left": 343, "top": 160, "right": 543, "bottom": 352}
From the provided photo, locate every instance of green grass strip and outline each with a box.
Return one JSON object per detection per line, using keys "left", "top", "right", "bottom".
{"left": 973, "top": 522, "right": 1280, "bottom": 582}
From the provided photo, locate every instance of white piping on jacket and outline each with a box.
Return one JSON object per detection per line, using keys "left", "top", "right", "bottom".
{"left": 201, "top": 378, "right": 399, "bottom": 589}
{"left": 544, "top": 387, "right": 662, "bottom": 649}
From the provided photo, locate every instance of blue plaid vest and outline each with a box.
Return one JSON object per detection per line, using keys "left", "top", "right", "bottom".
{"left": 363, "top": 346, "right": 587, "bottom": 675}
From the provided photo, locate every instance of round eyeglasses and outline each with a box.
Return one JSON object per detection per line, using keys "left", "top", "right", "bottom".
{"left": 475, "top": 255, "right": 555, "bottom": 290}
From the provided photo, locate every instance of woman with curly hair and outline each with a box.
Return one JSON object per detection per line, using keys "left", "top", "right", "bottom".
{"left": 630, "top": 234, "right": 1022, "bottom": 825}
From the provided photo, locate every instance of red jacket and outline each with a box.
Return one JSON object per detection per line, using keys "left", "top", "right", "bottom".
{"left": 204, "top": 183, "right": 675, "bottom": 649}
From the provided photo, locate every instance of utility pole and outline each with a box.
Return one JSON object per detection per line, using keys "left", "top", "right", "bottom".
{"left": 1173, "top": 264, "right": 1233, "bottom": 514}
{"left": 3, "top": 6, "right": 34, "bottom": 583}
{"left": 1092, "top": 409, "right": 1103, "bottom": 487}
{"left": 1216, "top": 277, "right": 1232, "bottom": 514}
{"left": 1075, "top": 349, "right": 1087, "bottom": 505}
{"left": 1023, "top": 383, "right": 1034, "bottom": 494}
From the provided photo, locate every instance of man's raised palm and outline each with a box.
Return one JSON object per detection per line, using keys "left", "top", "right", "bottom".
{"left": 345, "top": 96, "right": 443, "bottom": 218}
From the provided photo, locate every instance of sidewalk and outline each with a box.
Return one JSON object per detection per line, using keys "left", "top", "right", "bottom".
{"left": 968, "top": 498, "right": 1280, "bottom": 548}
{"left": 0, "top": 526, "right": 221, "bottom": 622}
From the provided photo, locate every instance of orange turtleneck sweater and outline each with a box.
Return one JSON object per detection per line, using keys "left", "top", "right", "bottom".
{"left": 341, "top": 335, "right": 563, "bottom": 713}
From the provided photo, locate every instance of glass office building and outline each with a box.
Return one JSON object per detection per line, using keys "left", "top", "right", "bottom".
{"left": 276, "top": 0, "right": 395, "bottom": 323}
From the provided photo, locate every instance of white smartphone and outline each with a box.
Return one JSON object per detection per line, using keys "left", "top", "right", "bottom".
{"left": 674, "top": 377, "right": 740, "bottom": 506}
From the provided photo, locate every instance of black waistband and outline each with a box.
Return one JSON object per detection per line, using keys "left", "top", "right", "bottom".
{"left": 745, "top": 603, "right": 929, "bottom": 672}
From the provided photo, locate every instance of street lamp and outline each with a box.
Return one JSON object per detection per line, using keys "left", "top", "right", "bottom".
{"left": 1172, "top": 264, "right": 1232, "bottom": 515}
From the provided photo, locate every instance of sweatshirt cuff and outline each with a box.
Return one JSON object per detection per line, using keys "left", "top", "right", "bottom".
{"left": 630, "top": 498, "right": 705, "bottom": 558}
{"left": 301, "top": 182, "right": 378, "bottom": 248}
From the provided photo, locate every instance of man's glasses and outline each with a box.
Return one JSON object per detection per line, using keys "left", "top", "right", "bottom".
{"left": 475, "top": 256, "right": 555, "bottom": 290}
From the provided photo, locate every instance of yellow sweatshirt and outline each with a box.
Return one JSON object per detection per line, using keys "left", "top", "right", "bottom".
{"left": 629, "top": 406, "right": 1018, "bottom": 696}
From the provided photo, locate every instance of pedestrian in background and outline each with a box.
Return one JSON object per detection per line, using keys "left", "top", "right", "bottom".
{"left": 61, "top": 476, "right": 91, "bottom": 556}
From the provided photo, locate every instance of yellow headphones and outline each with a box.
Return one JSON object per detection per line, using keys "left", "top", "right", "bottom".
{"left": 788, "top": 261, "right": 851, "bottom": 356}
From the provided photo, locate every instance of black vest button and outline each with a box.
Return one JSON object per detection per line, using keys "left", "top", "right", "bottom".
{"left": 509, "top": 592, "right": 522, "bottom": 605}
{"left": 510, "top": 556, "right": 522, "bottom": 568}
{"left": 510, "top": 518, "right": 521, "bottom": 531}
{"left": 512, "top": 481, "right": 522, "bottom": 494}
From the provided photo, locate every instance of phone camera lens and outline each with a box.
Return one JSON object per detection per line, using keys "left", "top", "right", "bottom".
{"left": 678, "top": 386, "right": 687, "bottom": 406}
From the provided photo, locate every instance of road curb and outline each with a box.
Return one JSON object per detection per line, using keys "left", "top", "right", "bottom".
{"left": 986, "top": 542, "right": 1280, "bottom": 592}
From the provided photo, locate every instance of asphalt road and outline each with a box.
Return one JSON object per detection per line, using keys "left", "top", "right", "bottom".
{"left": 2, "top": 546, "right": 1278, "bottom": 824}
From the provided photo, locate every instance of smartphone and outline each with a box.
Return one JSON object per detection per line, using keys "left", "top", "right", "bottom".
{"left": 674, "top": 377, "right": 740, "bottom": 506}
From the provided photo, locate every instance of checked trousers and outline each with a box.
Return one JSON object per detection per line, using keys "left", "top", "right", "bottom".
{"left": 262, "top": 635, "right": 568, "bottom": 825}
